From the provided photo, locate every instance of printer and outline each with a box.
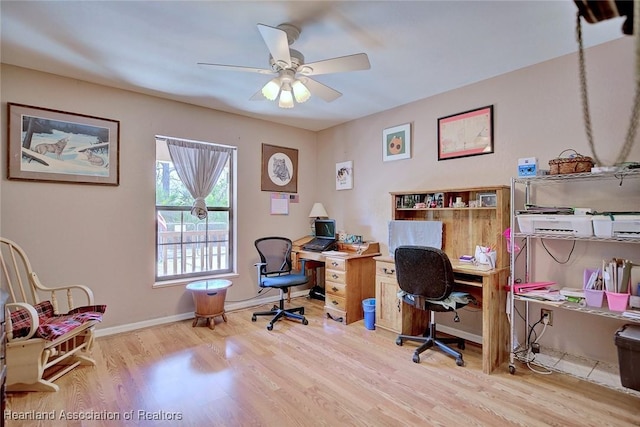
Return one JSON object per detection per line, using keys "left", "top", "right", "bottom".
{"left": 516, "top": 214, "right": 593, "bottom": 237}
{"left": 592, "top": 214, "right": 640, "bottom": 238}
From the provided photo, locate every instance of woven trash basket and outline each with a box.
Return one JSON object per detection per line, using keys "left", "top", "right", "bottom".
{"left": 548, "top": 149, "right": 594, "bottom": 175}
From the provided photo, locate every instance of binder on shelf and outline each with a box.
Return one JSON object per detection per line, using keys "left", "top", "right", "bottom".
{"left": 512, "top": 281, "right": 556, "bottom": 293}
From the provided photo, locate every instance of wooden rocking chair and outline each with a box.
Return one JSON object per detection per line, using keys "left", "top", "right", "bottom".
{"left": 0, "top": 238, "right": 106, "bottom": 392}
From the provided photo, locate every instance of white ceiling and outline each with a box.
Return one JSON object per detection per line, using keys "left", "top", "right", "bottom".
{"left": 0, "top": 1, "right": 627, "bottom": 132}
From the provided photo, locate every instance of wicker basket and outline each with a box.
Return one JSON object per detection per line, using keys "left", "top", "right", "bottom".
{"left": 548, "top": 149, "right": 594, "bottom": 175}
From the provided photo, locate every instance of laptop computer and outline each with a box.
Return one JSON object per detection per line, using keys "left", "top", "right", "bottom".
{"left": 303, "top": 219, "right": 337, "bottom": 252}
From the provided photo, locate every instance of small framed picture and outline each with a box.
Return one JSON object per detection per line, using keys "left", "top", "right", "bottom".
{"left": 382, "top": 123, "right": 411, "bottom": 162}
{"left": 478, "top": 193, "right": 497, "bottom": 207}
{"left": 335, "top": 160, "right": 353, "bottom": 190}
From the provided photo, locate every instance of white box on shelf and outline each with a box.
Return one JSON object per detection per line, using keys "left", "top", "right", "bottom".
{"left": 592, "top": 215, "right": 640, "bottom": 238}
{"left": 517, "top": 214, "right": 593, "bottom": 237}
{"left": 517, "top": 157, "right": 538, "bottom": 177}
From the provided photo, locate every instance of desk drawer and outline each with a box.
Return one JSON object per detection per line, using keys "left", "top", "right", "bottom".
{"left": 325, "top": 257, "right": 346, "bottom": 271}
{"left": 326, "top": 269, "right": 346, "bottom": 284}
{"left": 376, "top": 261, "right": 397, "bottom": 279}
{"left": 325, "top": 294, "right": 347, "bottom": 311}
{"left": 325, "top": 281, "right": 346, "bottom": 298}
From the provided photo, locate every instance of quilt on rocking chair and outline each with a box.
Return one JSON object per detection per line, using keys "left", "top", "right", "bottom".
{"left": 10, "top": 301, "right": 106, "bottom": 341}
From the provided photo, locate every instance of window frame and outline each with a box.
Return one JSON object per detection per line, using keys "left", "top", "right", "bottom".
{"left": 154, "top": 137, "right": 237, "bottom": 283}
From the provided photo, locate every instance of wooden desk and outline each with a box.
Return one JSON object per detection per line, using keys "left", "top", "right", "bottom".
{"left": 293, "top": 240, "right": 380, "bottom": 325}
{"left": 374, "top": 256, "right": 508, "bottom": 374}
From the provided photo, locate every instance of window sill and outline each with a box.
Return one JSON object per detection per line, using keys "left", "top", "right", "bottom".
{"left": 153, "top": 273, "right": 239, "bottom": 289}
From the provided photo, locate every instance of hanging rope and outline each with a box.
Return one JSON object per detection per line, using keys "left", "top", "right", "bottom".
{"left": 575, "top": 0, "right": 640, "bottom": 166}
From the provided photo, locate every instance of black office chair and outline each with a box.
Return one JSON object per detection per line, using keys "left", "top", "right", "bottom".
{"left": 251, "top": 237, "right": 310, "bottom": 330}
{"left": 394, "top": 246, "right": 474, "bottom": 366}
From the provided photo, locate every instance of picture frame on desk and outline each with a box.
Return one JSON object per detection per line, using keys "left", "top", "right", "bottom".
{"left": 478, "top": 193, "right": 497, "bottom": 207}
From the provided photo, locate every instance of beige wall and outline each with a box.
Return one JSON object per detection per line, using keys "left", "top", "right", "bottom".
{"left": 316, "top": 37, "right": 640, "bottom": 364}
{"left": 0, "top": 65, "right": 317, "bottom": 329}
{"left": 1, "top": 37, "right": 639, "bottom": 364}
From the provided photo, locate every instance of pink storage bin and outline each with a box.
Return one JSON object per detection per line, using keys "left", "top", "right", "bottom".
{"left": 584, "top": 289, "right": 605, "bottom": 308}
{"left": 583, "top": 268, "right": 604, "bottom": 308}
{"left": 606, "top": 291, "right": 630, "bottom": 312}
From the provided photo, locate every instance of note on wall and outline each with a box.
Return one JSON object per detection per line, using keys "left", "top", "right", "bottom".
{"left": 270, "top": 193, "right": 289, "bottom": 215}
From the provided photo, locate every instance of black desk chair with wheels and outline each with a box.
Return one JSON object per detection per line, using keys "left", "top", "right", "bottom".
{"left": 394, "top": 246, "right": 474, "bottom": 366}
{"left": 252, "top": 237, "right": 309, "bottom": 330}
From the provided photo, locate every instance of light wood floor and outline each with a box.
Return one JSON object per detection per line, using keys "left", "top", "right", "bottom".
{"left": 6, "top": 298, "right": 640, "bottom": 426}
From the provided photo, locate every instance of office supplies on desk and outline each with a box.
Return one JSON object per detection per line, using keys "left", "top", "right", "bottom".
{"left": 321, "top": 250, "right": 348, "bottom": 256}
{"left": 475, "top": 245, "right": 496, "bottom": 269}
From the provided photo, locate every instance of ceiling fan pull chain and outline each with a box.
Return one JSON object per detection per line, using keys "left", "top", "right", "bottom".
{"left": 575, "top": 3, "right": 640, "bottom": 167}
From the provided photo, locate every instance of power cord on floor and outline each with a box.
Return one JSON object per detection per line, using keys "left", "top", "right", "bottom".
{"left": 513, "top": 312, "right": 553, "bottom": 375}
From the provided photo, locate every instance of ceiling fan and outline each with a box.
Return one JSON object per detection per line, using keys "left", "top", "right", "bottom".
{"left": 198, "top": 23, "right": 371, "bottom": 108}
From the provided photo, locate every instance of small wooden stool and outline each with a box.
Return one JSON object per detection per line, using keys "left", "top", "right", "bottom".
{"left": 186, "top": 279, "right": 232, "bottom": 329}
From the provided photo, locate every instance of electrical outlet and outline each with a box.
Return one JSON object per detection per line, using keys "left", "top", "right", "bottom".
{"left": 541, "top": 308, "right": 553, "bottom": 326}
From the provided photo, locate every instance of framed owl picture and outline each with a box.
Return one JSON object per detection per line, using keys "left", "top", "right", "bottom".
{"left": 382, "top": 123, "right": 411, "bottom": 162}
{"left": 261, "top": 143, "right": 298, "bottom": 193}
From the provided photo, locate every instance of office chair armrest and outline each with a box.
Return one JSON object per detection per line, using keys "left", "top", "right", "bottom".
{"left": 254, "top": 262, "right": 267, "bottom": 287}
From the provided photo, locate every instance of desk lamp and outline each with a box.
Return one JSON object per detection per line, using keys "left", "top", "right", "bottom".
{"left": 308, "top": 202, "right": 328, "bottom": 235}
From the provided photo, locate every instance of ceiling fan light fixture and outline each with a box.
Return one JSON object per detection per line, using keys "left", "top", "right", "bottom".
{"left": 292, "top": 79, "right": 310, "bottom": 103}
{"left": 261, "top": 78, "right": 281, "bottom": 101}
{"left": 278, "top": 83, "right": 294, "bottom": 108}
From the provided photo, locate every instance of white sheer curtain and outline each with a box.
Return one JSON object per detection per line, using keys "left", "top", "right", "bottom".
{"left": 165, "top": 138, "right": 232, "bottom": 219}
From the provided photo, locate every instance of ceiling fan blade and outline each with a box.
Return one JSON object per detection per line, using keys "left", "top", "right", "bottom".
{"left": 302, "top": 77, "right": 342, "bottom": 102}
{"left": 257, "top": 24, "right": 292, "bottom": 68}
{"left": 299, "top": 53, "right": 370, "bottom": 76}
{"left": 198, "top": 62, "right": 275, "bottom": 75}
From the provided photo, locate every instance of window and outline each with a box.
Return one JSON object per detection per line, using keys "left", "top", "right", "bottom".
{"left": 155, "top": 137, "right": 236, "bottom": 281}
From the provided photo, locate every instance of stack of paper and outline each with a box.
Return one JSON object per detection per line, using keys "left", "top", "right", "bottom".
{"left": 622, "top": 310, "right": 640, "bottom": 320}
{"left": 518, "top": 289, "right": 565, "bottom": 302}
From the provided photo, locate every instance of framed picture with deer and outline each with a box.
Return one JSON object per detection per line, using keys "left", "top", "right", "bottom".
{"left": 7, "top": 103, "right": 120, "bottom": 185}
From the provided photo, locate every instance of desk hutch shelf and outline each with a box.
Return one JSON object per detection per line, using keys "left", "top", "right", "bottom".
{"left": 390, "top": 186, "right": 510, "bottom": 270}
{"left": 380, "top": 185, "right": 511, "bottom": 374}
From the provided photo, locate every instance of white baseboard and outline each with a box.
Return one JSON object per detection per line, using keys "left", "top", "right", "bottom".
{"left": 437, "top": 325, "right": 482, "bottom": 345}
{"left": 95, "top": 289, "right": 310, "bottom": 338}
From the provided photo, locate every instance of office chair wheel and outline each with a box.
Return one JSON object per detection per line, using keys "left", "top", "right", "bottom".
{"left": 396, "top": 338, "right": 403, "bottom": 346}
{"left": 251, "top": 315, "right": 257, "bottom": 322}
{"left": 412, "top": 353, "right": 420, "bottom": 363}
{"left": 300, "top": 307, "right": 305, "bottom": 315}
{"left": 456, "top": 358, "right": 464, "bottom": 367}
{"left": 302, "top": 318, "right": 308, "bottom": 325}
{"left": 458, "top": 342, "right": 465, "bottom": 350}
{"left": 267, "top": 323, "right": 274, "bottom": 331}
